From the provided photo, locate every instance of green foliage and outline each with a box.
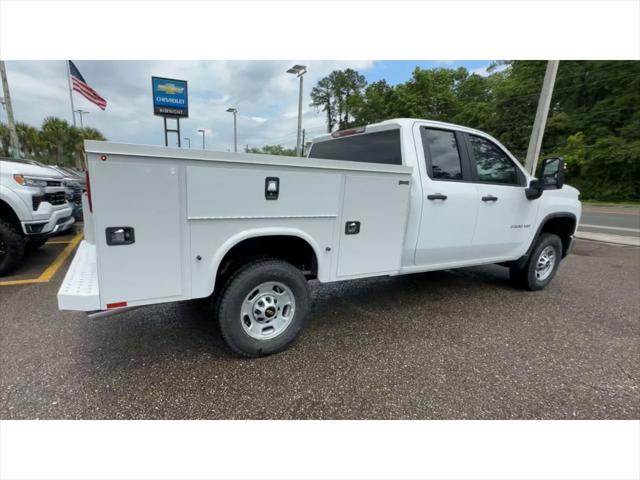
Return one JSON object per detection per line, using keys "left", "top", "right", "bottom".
{"left": 310, "top": 60, "right": 640, "bottom": 200}
{"left": 0, "top": 117, "right": 106, "bottom": 167}
{"left": 247, "top": 144, "right": 297, "bottom": 157}
{"left": 310, "top": 68, "right": 367, "bottom": 132}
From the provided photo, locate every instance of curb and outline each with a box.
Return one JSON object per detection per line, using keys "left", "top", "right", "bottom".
{"left": 576, "top": 231, "right": 640, "bottom": 247}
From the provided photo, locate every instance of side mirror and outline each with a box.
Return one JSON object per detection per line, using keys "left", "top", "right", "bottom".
{"left": 539, "top": 157, "right": 565, "bottom": 189}
{"left": 525, "top": 179, "right": 543, "bottom": 200}
{"left": 525, "top": 157, "right": 565, "bottom": 200}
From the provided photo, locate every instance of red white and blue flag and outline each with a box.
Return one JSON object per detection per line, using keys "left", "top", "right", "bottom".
{"left": 68, "top": 61, "right": 107, "bottom": 110}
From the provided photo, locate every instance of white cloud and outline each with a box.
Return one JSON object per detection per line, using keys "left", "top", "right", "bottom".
{"left": 3, "top": 60, "right": 374, "bottom": 151}
{"left": 470, "top": 63, "right": 508, "bottom": 77}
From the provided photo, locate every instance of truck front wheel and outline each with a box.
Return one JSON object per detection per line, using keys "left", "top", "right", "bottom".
{"left": 216, "top": 258, "right": 311, "bottom": 357}
{"left": 0, "top": 218, "right": 25, "bottom": 277}
{"left": 510, "top": 233, "right": 563, "bottom": 291}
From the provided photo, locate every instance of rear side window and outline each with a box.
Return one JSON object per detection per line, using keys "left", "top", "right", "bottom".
{"left": 309, "top": 129, "right": 402, "bottom": 165}
{"left": 421, "top": 128, "right": 463, "bottom": 180}
{"left": 468, "top": 135, "right": 520, "bottom": 185}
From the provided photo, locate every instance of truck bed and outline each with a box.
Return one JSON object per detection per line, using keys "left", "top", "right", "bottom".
{"left": 59, "top": 141, "right": 412, "bottom": 311}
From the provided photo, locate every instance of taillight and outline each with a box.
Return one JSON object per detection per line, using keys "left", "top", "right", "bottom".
{"left": 331, "top": 126, "right": 366, "bottom": 138}
{"left": 85, "top": 170, "right": 93, "bottom": 213}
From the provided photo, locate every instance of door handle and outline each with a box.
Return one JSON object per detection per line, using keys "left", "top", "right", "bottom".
{"left": 482, "top": 195, "right": 498, "bottom": 202}
{"left": 427, "top": 193, "right": 447, "bottom": 200}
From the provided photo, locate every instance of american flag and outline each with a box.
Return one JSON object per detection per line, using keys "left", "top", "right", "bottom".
{"left": 68, "top": 61, "right": 107, "bottom": 110}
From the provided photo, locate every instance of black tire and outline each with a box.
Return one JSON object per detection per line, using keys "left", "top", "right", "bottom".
{"left": 216, "top": 258, "right": 311, "bottom": 357}
{"left": 0, "top": 218, "right": 25, "bottom": 277}
{"left": 510, "top": 233, "right": 563, "bottom": 291}
{"left": 25, "top": 238, "right": 48, "bottom": 251}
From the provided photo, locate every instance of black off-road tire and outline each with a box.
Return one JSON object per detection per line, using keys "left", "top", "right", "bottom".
{"left": 510, "top": 233, "right": 563, "bottom": 291}
{"left": 216, "top": 258, "right": 311, "bottom": 357}
{"left": 25, "top": 238, "right": 48, "bottom": 252}
{"left": 0, "top": 218, "right": 25, "bottom": 277}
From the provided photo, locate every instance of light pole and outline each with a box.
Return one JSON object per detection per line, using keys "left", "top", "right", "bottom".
{"left": 287, "top": 64, "right": 307, "bottom": 156}
{"left": 226, "top": 107, "right": 237, "bottom": 152}
{"left": 74, "top": 109, "right": 89, "bottom": 129}
{"left": 0, "top": 61, "right": 20, "bottom": 158}
{"left": 184, "top": 137, "right": 191, "bottom": 148}
{"left": 198, "top": 129, "right": 206, "bottom": 150}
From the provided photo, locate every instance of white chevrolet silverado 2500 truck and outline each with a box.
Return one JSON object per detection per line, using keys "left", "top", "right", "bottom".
{"left": 0, "top": 158, "right": 75, "bottom": 276}
{"left": 57, "top": 118, "right": 581, "bottom": 357}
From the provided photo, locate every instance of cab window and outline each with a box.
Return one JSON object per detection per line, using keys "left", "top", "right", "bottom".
{"left": 468, "top": 135, "right": 522, "bottom": 185}
{"left": 421, "top": 128, "right": 463, "bottom": 180}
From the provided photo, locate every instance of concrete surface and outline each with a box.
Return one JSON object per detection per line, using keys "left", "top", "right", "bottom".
{"left": 0, "top": 240, "right": 638, "bottom": 419}
{"left": 576, "top": 231, "right": 640, "bottom": 247}
{"left": 580, "top": 204, "right": 640, "bottom": 238}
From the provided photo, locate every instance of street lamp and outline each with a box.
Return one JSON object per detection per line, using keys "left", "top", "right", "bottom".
{"left": 184, "top": 137, "right": 191, "bottom": 148}
{"left": 198, "top": 129, "right": 206, "bottom": 150}
{"left": 74, "top": 109, "right": 89, "bottom": 129}
{"left": 286, "top": 64, "right": 307, "bottom": 156}
{"left": 226, "top": 107, "right": 238, "bottom": 152}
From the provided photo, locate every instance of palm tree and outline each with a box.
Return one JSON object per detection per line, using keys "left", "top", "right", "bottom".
{"left": 0, "top": 123, "right": 10, "bottom": 157}
{"left": 41, "top": 117, "right": 70, "bottom": 165}
{"left": 16, "top": 122, "right": 41, "bottom": 158}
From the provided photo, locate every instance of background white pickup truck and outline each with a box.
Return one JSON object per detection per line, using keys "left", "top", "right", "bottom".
{"left": 58, "top": 118, "right": 581, "bottom": 357}
{"left": 0, "top": 157, "right": 75, "bottom": 275}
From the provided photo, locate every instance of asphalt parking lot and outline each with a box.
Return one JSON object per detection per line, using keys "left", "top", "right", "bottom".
{"left": 0, "top": 237, "right": 638, "bottom": 420}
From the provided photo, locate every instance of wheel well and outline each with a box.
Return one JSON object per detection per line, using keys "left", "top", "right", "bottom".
{"left": 539, "top": 215, "right": 576, "bottom": 257}
{"left": 217, "top": 235, "right": 318, "bottom": 285}
{"left": 0, "top": 199, "right": 23, "bottom": 235}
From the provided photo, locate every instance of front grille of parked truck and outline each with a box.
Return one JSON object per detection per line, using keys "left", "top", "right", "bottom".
{"left": 32, "top": 192, "right": 67, "bottom": 210}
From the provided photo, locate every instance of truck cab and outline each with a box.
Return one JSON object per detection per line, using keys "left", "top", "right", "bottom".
{"left": 309, "top": 119, "right": 580, "bottom": 275}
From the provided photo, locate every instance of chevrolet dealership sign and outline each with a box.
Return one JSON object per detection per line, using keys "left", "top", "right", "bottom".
{"left": 152, "top": 76, "right": 188, "bottom": 117}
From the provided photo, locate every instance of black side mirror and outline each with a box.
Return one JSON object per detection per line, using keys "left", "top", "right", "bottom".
{"left": 525, "top": 157, "right": 565, "bottom": 200}
{"left": 525, "top": 179, "right": 543, "bottom": 200}
{"left": 539, "top": 157, "right": 565, "bottom": 189}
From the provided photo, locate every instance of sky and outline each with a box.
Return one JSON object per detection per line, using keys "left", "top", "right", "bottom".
{"left": 1, "top": 60, "right": 495, "bottom": 152}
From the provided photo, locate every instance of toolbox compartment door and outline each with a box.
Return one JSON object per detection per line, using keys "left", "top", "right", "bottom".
{"left": 91, "top": 159, "right": 184, "bottom": 306}
{"left": 337, "top": 173, "right": 411, "bottom": 277}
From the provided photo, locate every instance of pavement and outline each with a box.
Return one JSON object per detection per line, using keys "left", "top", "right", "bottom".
{"left": 579, "top": 204, "right": 640, "bottom": 240}
{"left": 1, "top": 236, "right": 638, "bottom": 420}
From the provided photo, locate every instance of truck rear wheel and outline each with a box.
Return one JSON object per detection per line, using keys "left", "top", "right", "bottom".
{"left": 216, "top": 258, "right": 311, "bottom": 357}
{"left": 0, "top": 218, "right": 25, "bottom": 277}
{"left": 510, "top": 233, "right": 563, "bottom": 291}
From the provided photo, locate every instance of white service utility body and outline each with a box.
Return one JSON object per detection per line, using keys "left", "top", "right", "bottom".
{"left": 58, "top": 119, "right": 581, "bottom": 356}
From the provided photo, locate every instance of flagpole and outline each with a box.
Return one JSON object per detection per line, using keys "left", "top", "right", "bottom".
{"left": 66, "top": 60, "right": 77, "bottom": 127}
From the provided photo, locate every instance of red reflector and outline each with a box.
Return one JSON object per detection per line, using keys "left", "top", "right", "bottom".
{"left": 331, "top": 126, "right": 366, "bottom": 138}
{"left": 107, "top": 301, "right": 127, "bottom": 309}
{"left": 85, "top": 170, "right": 93, "bottom": 213}
{"left": 100, "top": 155, "right": 107, "bottom": 161}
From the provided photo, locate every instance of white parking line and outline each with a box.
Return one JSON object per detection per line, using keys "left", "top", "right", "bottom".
{"left": 579, "top": 224, "right": 640, "bottom": 233}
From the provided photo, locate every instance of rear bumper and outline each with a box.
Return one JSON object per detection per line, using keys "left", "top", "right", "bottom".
{"left": 57, "top": 240, "right": 101, "bottom": 311}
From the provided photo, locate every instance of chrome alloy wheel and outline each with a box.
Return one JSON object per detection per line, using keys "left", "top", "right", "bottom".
{"left": 240, "top": 281, "right": 296, "bottom": 340}
{"left": 535, "top": 245, "right": 556, "bottom": 281}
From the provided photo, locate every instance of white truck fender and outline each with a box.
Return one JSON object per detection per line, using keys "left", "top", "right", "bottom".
{"left": 0, "top": 184, "right": 31, "bottom": 226}
{"left": 206, "top": 226, "right": 325, "bottom": 295}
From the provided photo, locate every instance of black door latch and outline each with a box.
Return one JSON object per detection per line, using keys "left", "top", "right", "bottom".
{"left": 106, "top": 227, "right": 135, "bottom": 246}
{"left": 345, "top": 221, "right": 360, "bottom": 235}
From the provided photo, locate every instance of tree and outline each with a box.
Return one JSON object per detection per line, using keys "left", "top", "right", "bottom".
{"left": 247, "top": 144, "right": 297, "bottom": 156}
{"left": 310, "top": 68, "right": 368, "bottom": 132}
{"left": 310, "top": 77, "right": 335, "bottom": 133}
{"left": 15, "top": 122, "right": 41, "bottom": 158}
{"left": 1, "top": 117, "right": 107, "bottom": 167}
{"left": 40, "top": 117, "right": 70, "bottom": 165}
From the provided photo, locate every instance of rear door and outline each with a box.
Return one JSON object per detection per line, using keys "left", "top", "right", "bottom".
{"left": 413, "top": 125, "right": 480, "bottom": 266}
{"left": 463, "top": 133, "right": 539, "bottom": 259}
